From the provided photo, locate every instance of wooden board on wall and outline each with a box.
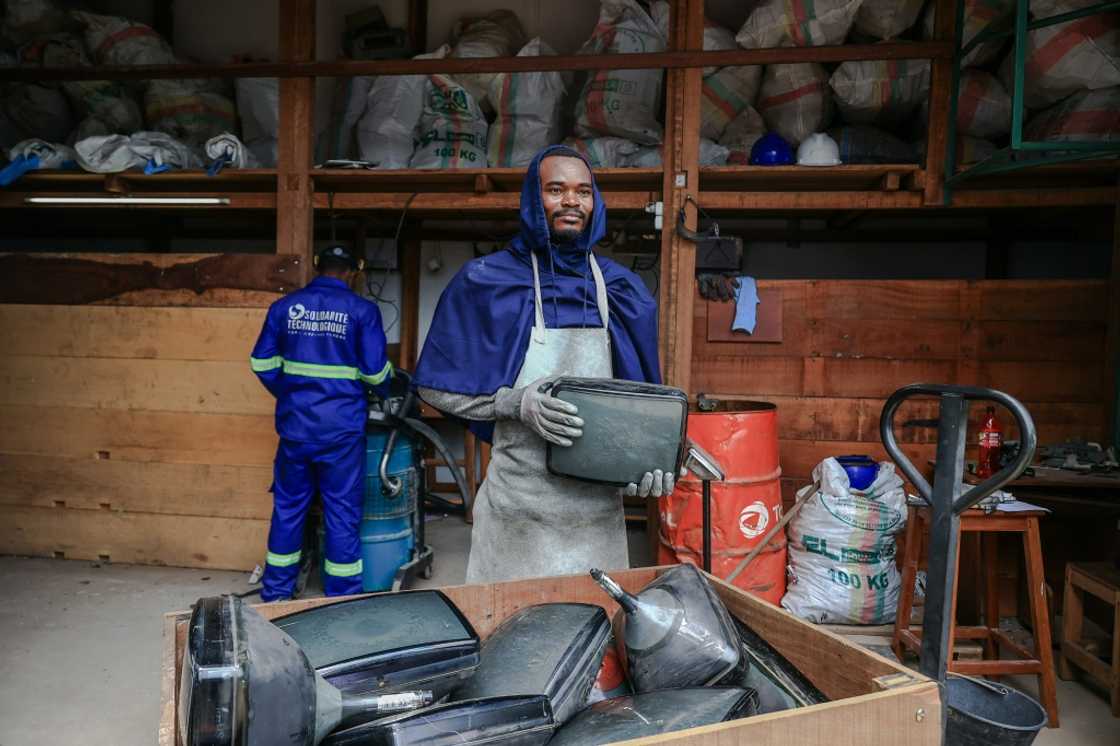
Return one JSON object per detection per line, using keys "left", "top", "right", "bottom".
{"left": 0, "top": 406, "right": 277, "bottom": 466}
{"left": 0, "top": 505, "right": 268, "bottom": 570}
{"left": 0, "top": 306, "right": 266, "bottom": 361}
{"left": 0, "top": 454, "right": 272, "bottom": 520}
{"left": 0, "top": 356, "right": 274, "bottom": 415}
{"left": 692, "top": 279, "right": 1111, "bottom": 481}
{"left": 0, "top": 294, "right": 285, "bottom": 571}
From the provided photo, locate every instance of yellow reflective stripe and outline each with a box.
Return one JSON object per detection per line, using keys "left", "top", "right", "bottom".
{"left": 250, "top": 355, "right": 282, "bottom": 372}
{"left": 359, "top": 360, "right": 394, "bottom": 386}
{"left": 282, "top": 360, "right": 360, "bottom": 379}
{"left": 266, "top": 550, "right": 301, "bottom": 567}
{"left": 324, "top": 558, "right": 363, "bottom": 577}
{"left": 251, "top": 357, "right": 393, "bottom": 383}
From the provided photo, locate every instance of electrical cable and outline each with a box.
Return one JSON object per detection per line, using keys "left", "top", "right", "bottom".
{"left": 364, "top": 192, "right": 417, "bottom": 334}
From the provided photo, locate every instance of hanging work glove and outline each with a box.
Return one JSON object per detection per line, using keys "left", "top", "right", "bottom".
{"left": 697, "top": 272, "right": 740, "bottom": 302}
{"left": 624, "top": 469, "right": 676, "bottom": 498}
{"left": 518, "top": 377, "right": 584, "bottom": 447}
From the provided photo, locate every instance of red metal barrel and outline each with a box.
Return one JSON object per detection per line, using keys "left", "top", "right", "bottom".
{"left": 658, "top": 401, "right": 786, "bottom": 605}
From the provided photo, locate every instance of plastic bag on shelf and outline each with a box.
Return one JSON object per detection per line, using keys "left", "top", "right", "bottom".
{"left": 853, "top": 0, "right": 925, "bottom": 40}
{"left": 71, "top": 10, "right": 176, "bottom": 68}
{"left": 18, "top": 32, "right": 141, "bottom": 141}
{"left": 205, "top": 133, "right": 259, "bottom": 169}
{"left": 2, "top": 83, "right": 72, "bottom": 143}
{"left": 720, "top": 106, "right": 766, "bottom": 164}
{"left": 449, "top": 9, "right": 527, "bottom": 112}
{"left": 8, "top": 137, "right": 76, "bottom": 168}
{"left": 955, "top": 69, "right": 1012, "bottom": 139}
{"left": 828, "top": 124, "right": 918, "bottom": 164}
{"left": 487, "top": 38, "right": 565, "bottom": 168}
{"left": 145, "top": 79, "right": 237, "bottom": 149}
{"left": 1024, "top": 85, "right": 1120, "bottom": 142}
{"left": 757, "top": 63, "right": 833, "bottom": 146}
{"left": 997, "top": 2, "right": 1120, "bottom": 109}
{"left": 561, "top": 135, "right": 641, "bottom": 168}
{"left": 829, "top": 59, "right": 930, "bottom": 128}
{"left": 626, "top": 138, "right": 729, "bottom": 167}
{"left": 1, "top": 0, "right": 66, "bottom": 48}
{"left": 781, "top": 457, "right": 907, "bottom": 625}
{"left": 736, "top": 0, "right": 862, "bottom": 49}
{"left": 74, "top": 130, "right": 201, "bottom": 173}
{"left": 357, "top": 45, "right": 449, "bottom": 169}
{"left": 922, "top": 0, "right": 1014, "bottom": 68}
{"left": 573, "top": 0, "right": 666, "bottom": 146}
{"left": 410, "top": 71, "right": 489, "bottom": 169}
{"left": 700, "top": 65, "right": 763, "bottom": 142}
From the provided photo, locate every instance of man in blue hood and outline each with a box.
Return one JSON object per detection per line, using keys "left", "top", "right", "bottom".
{"left": 414, "top": 145, "right": 670, "bottom": 583}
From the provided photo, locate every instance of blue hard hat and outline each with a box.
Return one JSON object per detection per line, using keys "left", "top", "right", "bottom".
{"left": 749, "top": 132, "right": 795, "bottom": 166}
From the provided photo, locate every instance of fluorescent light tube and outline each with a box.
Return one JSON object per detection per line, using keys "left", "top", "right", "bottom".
{"left": 24, "top": 196, "right": 231, "bottom": 206}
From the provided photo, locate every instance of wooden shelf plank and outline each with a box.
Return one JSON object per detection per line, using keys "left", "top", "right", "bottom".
{"left": 0, "top": 42, "right": 952, "bottom": 83}
{"left": 313, "top": 167, "right": 663, "bottom": 194}
{"left": 699, "top": 165, "right": 922, "bottom": 193}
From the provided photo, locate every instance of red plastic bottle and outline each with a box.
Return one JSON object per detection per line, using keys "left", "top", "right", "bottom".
{"left": 977, "top": 406, "right": 1003, "bottom": 479}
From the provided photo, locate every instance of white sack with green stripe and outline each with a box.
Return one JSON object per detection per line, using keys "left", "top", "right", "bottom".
{"left": 358, "top": 45, "right": 449, "bottom": 169}
{"left": 410, "top": 71, "right": 489, "bottom": 169}
{"left": 487, "top": 38, "right": 565, "bottom": 167}
{"left": 573, "top": 0, "right": 666, "bottom": 146}
{"left": 782, "top": 457, "right": 907, "bottom": 625}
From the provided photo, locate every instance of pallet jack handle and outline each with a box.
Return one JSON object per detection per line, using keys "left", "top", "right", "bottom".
{"left": 880, "top": 384, "right": 1037, "bottom": 517}
{"left": 878, "top": 383, "right": 1037, "bottom": 739}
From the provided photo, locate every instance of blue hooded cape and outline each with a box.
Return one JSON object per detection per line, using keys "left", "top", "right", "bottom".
{"left": 413, "top": 145, "right": 661, "bottom": 441}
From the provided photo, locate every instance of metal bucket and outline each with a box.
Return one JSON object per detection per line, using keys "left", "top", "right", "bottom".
{"left": 945, "top": 675, "right": 1047, "bottom": 746}
{"left": 658, "top": 401, "right": 786, "bottom": 604}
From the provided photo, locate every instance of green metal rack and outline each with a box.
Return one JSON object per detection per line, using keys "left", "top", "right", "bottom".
{"left": 943, "top": 0, "right": 1120, "bottom": 203}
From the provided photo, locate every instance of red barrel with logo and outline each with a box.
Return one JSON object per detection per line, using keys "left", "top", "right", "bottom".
{"left": 658, "top": 400, "right": 786, "bottom": 605}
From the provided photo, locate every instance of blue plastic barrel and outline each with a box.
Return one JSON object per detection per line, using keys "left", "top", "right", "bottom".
{"left": 360, "top": 431, "right": 417, "bottom": 591}
{"left": 359, "top": 521, "right": 414, "bottom": 592}
{"left": 318, "top": 431, "right": 418, "bottom": 591}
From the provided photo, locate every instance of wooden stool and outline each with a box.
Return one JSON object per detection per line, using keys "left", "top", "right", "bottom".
{"left": 892, "top": 505, "right": 1059, "bottom": 727}
{"left": 1059, "top": 562, "right": 1120, "bottom": 717}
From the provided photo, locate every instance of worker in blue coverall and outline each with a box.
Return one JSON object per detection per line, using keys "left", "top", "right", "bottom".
{"left": 249, "top": 244, "right": 393, "bottom": 601}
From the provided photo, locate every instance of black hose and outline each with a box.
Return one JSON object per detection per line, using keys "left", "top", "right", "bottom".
{"left": 400, "top": 416, "right": 473, "bottom": 516}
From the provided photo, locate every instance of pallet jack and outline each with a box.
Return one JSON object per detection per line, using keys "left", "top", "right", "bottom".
{"left": 881, "top": 384, "right": 1047, "bottom": 744}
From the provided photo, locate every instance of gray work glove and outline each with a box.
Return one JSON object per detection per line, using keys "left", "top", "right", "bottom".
{"left": 624, "top": 469, "right": 676, "bottom": 498}
{"left": 519, "top": 377, "right": 584, "bottom": 447}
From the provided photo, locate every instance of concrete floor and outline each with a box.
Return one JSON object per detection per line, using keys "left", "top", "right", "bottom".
{"left": 0, "top": 516, "right": 1115, "bottom": 745}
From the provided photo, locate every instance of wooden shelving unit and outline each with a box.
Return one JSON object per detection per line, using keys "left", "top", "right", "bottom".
{"left": 0, "top": 0, "right": 1117, "bottom": 386}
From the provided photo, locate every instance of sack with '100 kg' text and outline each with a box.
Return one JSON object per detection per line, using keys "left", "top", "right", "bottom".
{"left": 781, "top": 457, "right": 907, "bottom": 625}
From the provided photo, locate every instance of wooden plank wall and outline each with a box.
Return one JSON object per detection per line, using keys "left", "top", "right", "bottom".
{"left": 0, "top": 304, "right": 278, "bottom": 570}
{"left": 691, "top": 279, "right": 1109, "bottom": 503}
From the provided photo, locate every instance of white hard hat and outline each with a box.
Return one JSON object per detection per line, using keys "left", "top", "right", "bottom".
{"left": 796, "top": 133, "right": 841, "bottom": 166}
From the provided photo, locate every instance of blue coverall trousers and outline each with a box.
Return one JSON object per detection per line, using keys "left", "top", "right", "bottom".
{"left": 261, "top": 435, "right": 365, "bottom": 600}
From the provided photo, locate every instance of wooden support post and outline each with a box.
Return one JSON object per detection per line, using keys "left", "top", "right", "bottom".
{"left": 277, "top": 0, "right": 316, "bottom": 285}
{"left": 1105, "top": 195, "right": 1120, "bottom": 438}
{"left": 923, "top": 0, "right": 956, "bottom": 206}
{"left": 407, "top": 0, "right": 428, "bottom": 55}
{"left": 398, "top": 235, "right": 422, "bottom": 371}
{"left": 657, "top": 0, "right": 702, "bottom": 390}
{"left": 652, "top": 0, "right": 703, "bottom": 560}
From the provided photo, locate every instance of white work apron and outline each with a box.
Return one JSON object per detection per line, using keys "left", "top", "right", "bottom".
{"left": 465, "top": 252, "right": 629, "bottom": 583}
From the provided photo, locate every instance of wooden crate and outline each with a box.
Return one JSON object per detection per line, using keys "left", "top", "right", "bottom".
{"left": 159, "top": 568, "right": 941, "bottom": 746}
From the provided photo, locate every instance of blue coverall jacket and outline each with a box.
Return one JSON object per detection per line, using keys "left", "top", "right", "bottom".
{"left": 249, "top": 275, "right": 393, "bottom": 599}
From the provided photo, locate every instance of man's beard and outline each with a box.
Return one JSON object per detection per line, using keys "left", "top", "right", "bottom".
{"left": 549, "top": 226, "right": 582, "bottom": 243}
{"left": 549, "top": 210, "right": 586, "bottom": 244}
